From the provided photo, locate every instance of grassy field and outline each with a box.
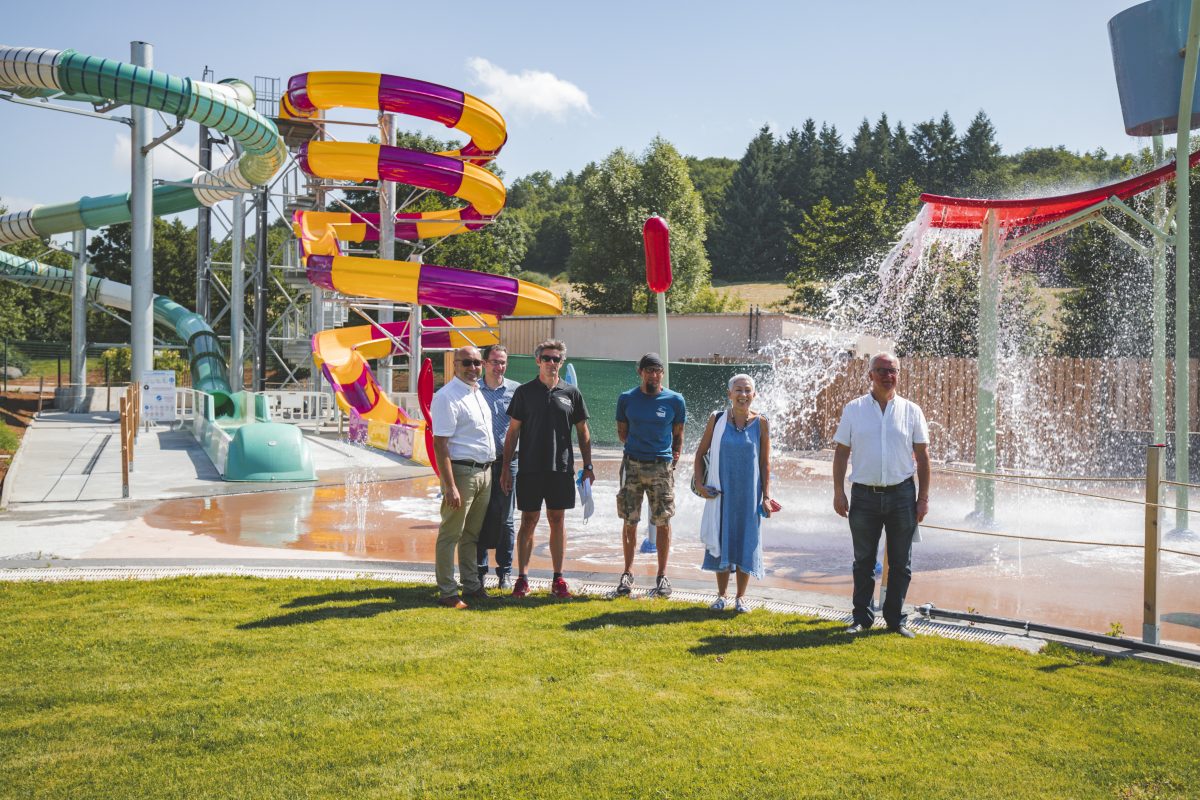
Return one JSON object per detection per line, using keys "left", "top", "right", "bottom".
{"left": 1, "top": 577, "right": 1197, "bottom": 799}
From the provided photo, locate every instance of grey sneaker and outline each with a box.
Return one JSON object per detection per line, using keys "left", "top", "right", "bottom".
{"left": 653, "top": 575, "right": 672, "bottom": 598}
{"left": 735, "top": 597, "right": 751, "bottom": 613}
{"left": 616, "top": 572, "right": 634, "bottom": 596}
{"left": 710, "top": 596, "right": 729, "bottom": 611}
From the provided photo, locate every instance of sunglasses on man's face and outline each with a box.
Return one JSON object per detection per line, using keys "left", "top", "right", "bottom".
{"left": 457, "top": 359, "right": 483, "bottom": 367}
{"left": 539, "top": 355, "right": 563, "bottom": 363}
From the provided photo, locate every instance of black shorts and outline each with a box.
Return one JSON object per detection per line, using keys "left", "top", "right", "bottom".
{"left": 516, "top": 471, "right": 576, "bottom": 512}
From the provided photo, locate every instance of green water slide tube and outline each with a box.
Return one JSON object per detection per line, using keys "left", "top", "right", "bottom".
{"left": 0, "top": 45, "right": 287, "bottom": 244}
{"left": 0, "top": 46, "right": 313, "bottom": 481}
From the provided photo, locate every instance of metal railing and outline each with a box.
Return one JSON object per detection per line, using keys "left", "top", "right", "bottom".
{"left": 916, "top": 449, "right": 1200, "bottom": 646}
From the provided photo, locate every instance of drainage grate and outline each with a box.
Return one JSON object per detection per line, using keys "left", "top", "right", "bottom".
{"left": 0, "top": 566, "right": 1014, "bottom": 647}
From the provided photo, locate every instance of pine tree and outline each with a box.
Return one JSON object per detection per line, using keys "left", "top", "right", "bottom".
{"left": 708, "top": 126, "right": 788, "bottom": 279}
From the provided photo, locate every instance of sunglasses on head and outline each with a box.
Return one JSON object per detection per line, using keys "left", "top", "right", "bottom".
{"left": 457, "top": 358, "right": 483, "bottom": 367}
{"left": 539, "top": 355, "right": 563, "bottom": 363}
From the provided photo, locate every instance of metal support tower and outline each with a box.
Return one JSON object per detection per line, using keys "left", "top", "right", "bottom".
{"left": 129, "top": 41, "right": 154, "bottom": 383}
{"left": 70, "top": 229, "right": 89, "bottom": 411}
{"left": 377, "top": 112, "right": 396, "bottom": 395}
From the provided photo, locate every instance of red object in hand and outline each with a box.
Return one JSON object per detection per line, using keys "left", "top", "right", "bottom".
{"left": 418, "top": 357, "right": 438, "bottom": 477}
{"left": 643, "top": 215, "right": 672, "bottom": 293}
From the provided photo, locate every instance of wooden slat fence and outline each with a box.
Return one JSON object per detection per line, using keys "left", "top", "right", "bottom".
{"left": 787, "top": 357, "right": 1198, "bottom": 475}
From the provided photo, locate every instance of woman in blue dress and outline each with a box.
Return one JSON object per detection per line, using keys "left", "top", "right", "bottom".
{"left": 692, "top": 374, "right": 780, "bottom": 612}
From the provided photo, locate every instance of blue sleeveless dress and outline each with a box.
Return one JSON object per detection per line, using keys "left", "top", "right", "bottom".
{"left": 701, "top": 416, "right": 764, "bottom": 578}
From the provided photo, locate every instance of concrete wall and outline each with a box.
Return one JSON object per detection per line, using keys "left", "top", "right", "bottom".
{"left": 499, "top": 312, "right": 892, "bottom": 361}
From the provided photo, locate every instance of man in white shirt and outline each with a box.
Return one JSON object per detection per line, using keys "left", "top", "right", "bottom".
{"left": 832, "top": 352, "right": 930, "bottom": 637}
{"left": 431, "top": 345, "right": 496, "bottom": 608}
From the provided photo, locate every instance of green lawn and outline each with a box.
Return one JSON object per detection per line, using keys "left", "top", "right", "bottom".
{"left": 1, "top": 578, "right": 1197, "bottom": 799}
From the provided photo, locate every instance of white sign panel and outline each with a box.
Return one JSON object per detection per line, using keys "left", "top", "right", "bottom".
{"left": 142, "top": 370, "right": 177, "bottom": 422}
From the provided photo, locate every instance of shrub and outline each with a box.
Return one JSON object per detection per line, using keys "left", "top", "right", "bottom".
{"left": 515, "top": 270, "right": 552, "bottom": 288}
{"left": 1, "top": 344, "right": 31, "bottom": 375}
{"left": 154, "top": 349, "right": 191, "bottom": 380}
{"left": 99, "top": 348, "right": 190, "bottom": 383}
{"left": 100, "top": 348, "right": 132, "bottom": 383}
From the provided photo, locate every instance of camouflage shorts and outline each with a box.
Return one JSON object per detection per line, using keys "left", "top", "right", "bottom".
{"left": 616, "top": 457, "right": 676, "bottom": 525}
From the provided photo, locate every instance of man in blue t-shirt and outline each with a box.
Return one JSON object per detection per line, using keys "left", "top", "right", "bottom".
{"left": 614, "top": 353, "right": 686, "bottom": 598}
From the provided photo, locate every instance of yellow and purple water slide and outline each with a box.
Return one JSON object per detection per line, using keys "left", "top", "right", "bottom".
{"left": 283, "top": 71, "right": 562, "bottom": 437}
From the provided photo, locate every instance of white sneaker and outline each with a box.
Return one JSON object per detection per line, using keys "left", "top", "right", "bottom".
{"left": 709, "top": 596, "right": 729, "bottom": 611}
{"left": 735, "top": 597, "right": 751, "bottom": 613}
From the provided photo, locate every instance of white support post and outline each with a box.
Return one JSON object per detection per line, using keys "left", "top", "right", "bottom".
{"left": 71, "top": 229, "right": 89, "bottom": 412}
{"left": 973, "top": 209, "right": 1002, "bottom": 523}
{"left": 129, "top": 41, "right": 154, "bottom": 384}
{"left": 1152, "top": 136, "right": 1168, "bottom": 445}
{"left": 378, "top": 112, "right": 396, "bottom": 396}
{"left": 230, "top": 145, "right": 246, "bottom": 392}
{"left": 1173, "top": 0, "right": 1200, "bottom": 534}
{"left": 656, "top": 291, "right": 670, "bottom": 388}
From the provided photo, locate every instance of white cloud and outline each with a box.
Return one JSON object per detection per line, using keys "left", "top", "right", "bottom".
{"left": 466, "top": 57, "right": 593, "bottom": 121}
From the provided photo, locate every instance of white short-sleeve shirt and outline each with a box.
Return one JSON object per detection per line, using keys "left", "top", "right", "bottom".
{"left": 832, "top": 392, "right": 929, "bottom": 486}
{"left": 430, "top": 377, "right": 496, "bottom": 463}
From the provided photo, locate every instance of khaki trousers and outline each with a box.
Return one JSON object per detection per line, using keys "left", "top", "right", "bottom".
{"left": 436, "top": 463, "right": 493, "bottom": 597}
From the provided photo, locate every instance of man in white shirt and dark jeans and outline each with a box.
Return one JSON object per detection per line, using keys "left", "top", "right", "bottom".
{"left": 832, "top": 352, "right": 930, "bottom": 638}
{"left": 431, "top": 345, "right": 496, "bottom": 608}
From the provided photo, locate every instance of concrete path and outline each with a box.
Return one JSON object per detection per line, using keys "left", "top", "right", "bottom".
{"left": 2, "top": 411, "right": 430, "bottom": 509}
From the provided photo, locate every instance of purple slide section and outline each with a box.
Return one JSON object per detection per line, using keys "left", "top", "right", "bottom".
{"left": 377, "top": 146, "right": 464, "bottom": 197}
{"left": 349, "top": 207, "right": 489, "bottom": 242}
{"left": 417, "top": 265, "right": 519, "bottom": 316}
{"left": 306, "top": 255, "right": 336, "bottom": 291}
{"left": 378, "top": 75, "right": 464, "bottom": 127}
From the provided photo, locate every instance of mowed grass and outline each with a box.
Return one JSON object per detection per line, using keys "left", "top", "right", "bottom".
{"left": 1, "top": 578, "right": 1198, "bottom": 799}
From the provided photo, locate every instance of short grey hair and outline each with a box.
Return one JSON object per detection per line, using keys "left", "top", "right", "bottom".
{"left": 867, "top": 352, "right": 899, "bottom": 373}
{"left": 483, "top": 344, "right": 509, "bottom": 359}
{"left": 728, "top": 373, "right": 755, "bottom": 391}
{"left": 535, "top": 339, "right": 567, "bottom": 359}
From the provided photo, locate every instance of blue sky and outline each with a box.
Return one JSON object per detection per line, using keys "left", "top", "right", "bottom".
{"left": 1, "top": 0, "right": 1155, "bottom": 213}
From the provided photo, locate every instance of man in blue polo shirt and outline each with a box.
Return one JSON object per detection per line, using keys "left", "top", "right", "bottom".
{"left": 614, "top": 353, "right": 686, "bottom": 598}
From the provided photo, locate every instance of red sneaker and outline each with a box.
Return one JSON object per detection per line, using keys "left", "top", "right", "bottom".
{"left": 551, "top": 577, "right": 572, "bottom": 599}
{"left": 511, "top": 575, "right": 530, "bottom": 598}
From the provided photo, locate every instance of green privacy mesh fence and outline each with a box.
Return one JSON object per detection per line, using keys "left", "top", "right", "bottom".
{"left": 504, "top": 355, "right": 767, "bottom": 449}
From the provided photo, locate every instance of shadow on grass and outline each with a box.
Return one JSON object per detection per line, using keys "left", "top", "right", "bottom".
{"left": 690, "top": 623, "right": 871, "bottom": 656}
{"left": 565, "top": 606, "right": 724, "bottom": 631}
{"left": 238, "top": 586, "right": 601, "bottom": 629}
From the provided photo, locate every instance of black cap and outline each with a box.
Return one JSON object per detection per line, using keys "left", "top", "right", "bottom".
{"left": 638, "top": 353, "right": 664, "bottom": 370}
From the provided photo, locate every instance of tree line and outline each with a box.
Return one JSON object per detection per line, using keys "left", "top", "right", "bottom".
{"left": 4, "top": 109, "right": 1200, "bottom": 360}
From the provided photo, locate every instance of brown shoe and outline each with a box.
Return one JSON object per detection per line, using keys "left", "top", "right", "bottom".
{"left": 463, "top": 588, "right": 491, "bottom": 601}
{"left": 438, "top": 595, "right": 468, "bottom": 609}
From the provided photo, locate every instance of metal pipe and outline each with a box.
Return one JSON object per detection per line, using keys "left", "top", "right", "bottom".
{"left": 129, "top": 41, "right": 154, "bottom": 383}
{"left": 1153, "top": 136, "right": 1168, "bottom": 445}
{"left": 973, "top": 209, "right": 1002, "bottom": 522}
{"left": 915, "top": 603, "right": 1200, "bottom": 665}
{"left": 196, "top": 126, "right": 212, "bottom": 322}
{"left": 71, "top": 228, "right": 88, "bottom": 412}
{"left": 255, "top": 186, "right": 268, "bottom": 391}
{"left": 1174, "top": 0, "right": 1200, "bottom": 534}
{"left": 377, "top": 112, "right": 396, "bottom": 396}
{"left": 230, "top": 144, "right": 245, "bottom": 392}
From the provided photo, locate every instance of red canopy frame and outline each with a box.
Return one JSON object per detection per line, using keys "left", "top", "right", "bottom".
{"left": 920, "top": 149, "right": 1200, "bottom": 230}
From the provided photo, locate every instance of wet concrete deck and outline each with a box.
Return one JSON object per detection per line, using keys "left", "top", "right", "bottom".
{"left": 2, "top": 412, "right": 1199, "bottom": 650}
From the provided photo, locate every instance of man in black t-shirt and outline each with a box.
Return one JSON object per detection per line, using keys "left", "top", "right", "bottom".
{"left": 500, "top": 339, "right": 593, "bottom": 599}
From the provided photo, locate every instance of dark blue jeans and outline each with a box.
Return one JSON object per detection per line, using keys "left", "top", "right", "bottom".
{"left": 848, "top": 478, "right": 917, "bottom": 628}
{"left": 477, "top": 461, "right": 517, "bottom": 579}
